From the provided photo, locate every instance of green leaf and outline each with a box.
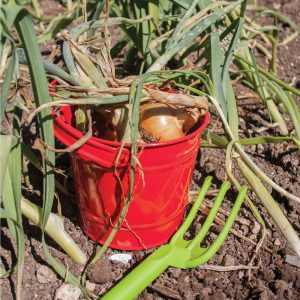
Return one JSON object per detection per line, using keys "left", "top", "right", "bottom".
{"left": 2, "top": 165, "right": 18, "bottom": 240}
{"left": 0, "top": 134, "right": 12, "bottom": 196}
{"left": 0, "top": 46, "right": 16, "bottom": 123}
{"left": 12, "top": 5, "right": 89, "bottom": 293}
{"left": 166, "top": 0, "right": 198, "bottom": 48}
{"left": 238, "top": 158, "right": 300, "bottom": 257}
{"left": 221, "top": 17, "right": 244, "bottom": 138}
{"left": 17, "top": 48, "right": 79, "bottom": 85}
{"left": 239, "top": 136, "right": 297, "bottom": 145}
{"left": 210, "top": 32, "right": 227, "bottom": 117}
{"left": 268, "top": 82, "right": 300, "bottom": 139}
{"left": 21, "top": 198, "right": 87, "bottom": 264}
{"left": 0, "top": 208, "right": 24, "bottom": 281}
{"left": 235, "top": 53, "right": 300, "bottom": 97}
{"left": 249, "top": 49, "right": 288, "bottom": 135}
{"left": 2, "top": 136, "right": 24, "bottom": 300}
{"left": 21, "top": 141, "right": 42, "bottom": 170}
{"left": 169, "top": 0, "right": 193, "bottom": 10}
{"left": 148, "top": 1, "right": 242, "bottom": 71}
{"left": 221, "top": 18, "right": 244, "bottom": 82}
{"left": 38, "top": 16, "right": 75, "bottom": 44}
{"left": 14, "top": 5, "right": 55, "bottom": 229}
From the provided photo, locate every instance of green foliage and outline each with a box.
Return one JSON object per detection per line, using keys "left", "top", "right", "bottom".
{"left": 1, "top": 1, "right": 300, "bottom": 299}
{"left": 0, "top": 2, "right": 90, "bottom": 298}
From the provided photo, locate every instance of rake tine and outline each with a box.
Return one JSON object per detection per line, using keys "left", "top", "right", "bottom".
{"left": 171, "top": 176, "right": 212, "bottom": 244}
{"left": 186, "top": 185, "right": 247, "bottom": 268}
{"left": 187, "top": 181, "right": 230, "bottom": 250}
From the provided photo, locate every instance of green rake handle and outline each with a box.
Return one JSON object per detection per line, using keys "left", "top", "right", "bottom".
{"left": 101, "top": 244, "right": 173, "bottom": 300}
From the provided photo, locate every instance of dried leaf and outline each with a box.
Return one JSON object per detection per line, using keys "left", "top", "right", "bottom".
{"left": 32, "top": 139, "right": 65, "bottom": 176}
{"left": 17, "top": 78, "right": 33, "bottom": 108}
{"left": 147, "top": 88, "right": 208, "bottom": 109}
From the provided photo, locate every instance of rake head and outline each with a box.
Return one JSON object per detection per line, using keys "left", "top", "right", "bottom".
{"left": 168, "top": 176, "right": 247, "bottom": 268}
{"left": 102, "top": 176, "right": 247, "bottom": 300}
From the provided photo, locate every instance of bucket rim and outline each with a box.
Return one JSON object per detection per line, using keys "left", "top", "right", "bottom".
{"left": 53, "top": 106, "right": 210, "bottom": 149}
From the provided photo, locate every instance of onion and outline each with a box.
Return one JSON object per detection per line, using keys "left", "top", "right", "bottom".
{"left": 139, "top": 103, "right": 197, "bottom": 142}
{"left": 96, "top": 103, "right": 201, "bottom": 143}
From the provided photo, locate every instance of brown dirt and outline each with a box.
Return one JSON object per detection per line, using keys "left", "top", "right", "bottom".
{"left": 1, "top": 0, "right": 300, "bottom": 299}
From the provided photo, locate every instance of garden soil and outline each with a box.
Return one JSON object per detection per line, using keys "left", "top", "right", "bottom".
{"left": 1, "top": 0, "right": 300, "bottom": 299}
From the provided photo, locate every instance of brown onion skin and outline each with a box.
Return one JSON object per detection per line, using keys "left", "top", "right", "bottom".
{"left": 98, "top": 103, "right": 200, "bottom": 142}
{"left": 176, "top": 109, "right": 200, "bottom": 133}
{"left": 139, "top": 103, "right": 185, "bottom": 142}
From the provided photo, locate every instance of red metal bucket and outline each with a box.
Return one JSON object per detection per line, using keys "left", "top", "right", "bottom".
{"left": 53, "top": 106, "right": 209, "bottom": 250}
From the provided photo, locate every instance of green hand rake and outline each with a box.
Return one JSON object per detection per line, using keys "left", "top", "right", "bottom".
{"left": 102, "top": 176, "right": 247, "bottom": 300}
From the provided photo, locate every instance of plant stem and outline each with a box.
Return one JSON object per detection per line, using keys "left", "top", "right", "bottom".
{"left": 21, "top": 198, "right": 87, "bottom": 264}
{"left": 234, "top": 142, "right": 300, "bottom": 204}
{"left": 237, "top": 158, "right": 300, "bottom": 257}
{"left": 235, "top": 54, "right": 300, "bottom": 97}
{"left": 225, "top": 141, "right": 266, "bottom": 257}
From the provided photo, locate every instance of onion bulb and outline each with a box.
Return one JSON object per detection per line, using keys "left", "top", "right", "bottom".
{"left": 95, "top": 103, "right": 201, "bottom": 143}
{"left": 139, "top": 103, "right": 201, "bottom": 142}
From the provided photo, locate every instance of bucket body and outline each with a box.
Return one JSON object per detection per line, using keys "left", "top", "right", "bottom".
{"left": 53, "top": 106, "right": 209, "bottom": 250}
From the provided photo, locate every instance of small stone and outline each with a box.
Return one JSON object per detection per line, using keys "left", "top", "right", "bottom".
{"left": 54, "top": 284, "right": 81, "bottom": 300}
{"left": 238, "top": 271, "right": 244, "bottom": 279}
{"left": 209, "top": 232, "right": 218, "bottom": 240}
{"left": 108, "top": 253, "right": 132, "bottom": 265}
{"left": 36, "top": 265, "right": 57, "bottom": 284}
{"left": 184, "top": 275, "right": 190, "bottom": 284}
{"left": 285, "top": 255, "right": 300, "bottom": 268}
{"left": 85, "top": 281, "right": 96, "bottom": 292}
{"left": 29, "top": 124, "right": 37, "bottom": 136}
{"left": 257, "top": 144, "right": 264, "bottom": 154}
{"left": 252, "top": 221, "right": 260, "bottom": 235}
{"left": 241, "top": 225, "right": 249, "bottom": 236}
{"left": 169, "top": 267, "right": 181, "bottom": 279}
{"left": 223, "top": 254, "right": 235, "bottom": 267}
{"left": 274, "top": 239, "right": 281, "bottom": 246}
{"left": 87, "top": 260, "right": 113, "bottom": 284}
{"left": 195, "top": 270, "right": 204, "bottom": 280}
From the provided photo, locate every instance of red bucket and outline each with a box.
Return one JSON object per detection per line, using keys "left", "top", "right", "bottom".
{"left": 53, "top": 106, "right": 209, "bottom": 250}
